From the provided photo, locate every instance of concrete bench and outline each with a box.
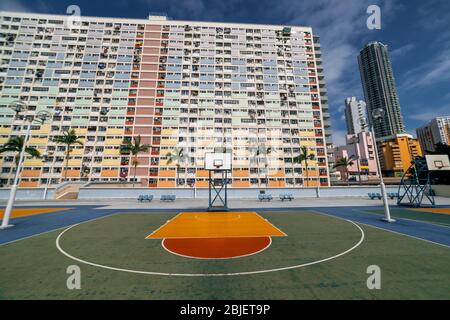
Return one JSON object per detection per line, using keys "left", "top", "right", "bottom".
{"left": 138, "top": 195, "right": 153, "bottom": 202}
{"left": 388, "top": 192, "right": 399, "bottom": 200}
{"left": 279, "top": 194, "right": 294, "bottom": 201}
{"left": 258, "top": 194, "right": 273, "bottom": 202}
{"left": 160, "top": 195, "right": 176, "bottom": 202}
{"left": 368, "top": 193, "right": 382, "bottom": 200}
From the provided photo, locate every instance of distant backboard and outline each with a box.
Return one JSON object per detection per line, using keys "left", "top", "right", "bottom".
{"left": 204, "top": 152, "right": 232, "bottom": 170}
{"left": 426, "top": 154, "right": 450, "bottom": 171}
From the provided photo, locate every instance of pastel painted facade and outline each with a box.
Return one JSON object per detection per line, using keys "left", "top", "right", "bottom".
{"left": 334, "top": 132, "right": 379, "bottom": 181}
{"left": 416, "top": 116, "right": 450, "bottom": 153}
{"left": 0, "top": 12, "right": 330, "bottom": 188}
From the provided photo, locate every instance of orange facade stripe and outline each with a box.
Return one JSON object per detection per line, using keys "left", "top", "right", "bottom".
{"left": 158, "top": 180, "right": 176, "bottom": 188}
{"left": 20, "top": 169, "right": 41, "bottom": 177}
{"left": 18, "top": 181, "right": 40, "bottom": 188}
{"left": 101, "top": 169, "right": 118, "bottom": 177}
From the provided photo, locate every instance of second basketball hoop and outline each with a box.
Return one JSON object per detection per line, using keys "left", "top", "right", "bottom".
{"left": 204, "top": 153, "right": 232, "bottom": 211}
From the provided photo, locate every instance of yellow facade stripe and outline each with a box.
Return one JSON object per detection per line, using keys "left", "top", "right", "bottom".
{"left": 146, "top": 211, "right": 286, "bottom": 239}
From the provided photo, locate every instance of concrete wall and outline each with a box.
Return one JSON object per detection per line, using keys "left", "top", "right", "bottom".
{"left": 0, "top": 188, "right": 56, "bottom": 201}
{"left": 432, "top": 185, "right": 450, "bottom": 197}
{"left": 78, "top": 186, "right": 401, "bottom": 200}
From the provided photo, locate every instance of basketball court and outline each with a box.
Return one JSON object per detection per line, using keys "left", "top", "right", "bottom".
{"left": 0, "top": 204, "right": 448, "bottom": 299}
{"left": 0, "top": 153, "right": 449, "bottom": 299}
{"left": 146, "top": 211, "right": 286, "bottom": 259}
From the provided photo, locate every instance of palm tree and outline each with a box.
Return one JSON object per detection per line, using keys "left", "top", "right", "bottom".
{"left": 166, "top": 147, "right": 186, "bottom": 187}
{"left": 0, "top": 136, "right": 41, "bottom": 186}
{"left": 256, "top": 145, "right": 271, "bottom": 187}
{"left": 121, "top": 135, "right": 150, "bottom": 187}
{"left": 293, "top": 146, "right": 315, "bottom": 187}
{"left": 247, "top": 140, "right": 271, "bottom": 187}
{"left": 52, "top": 129, "right": 84, "bottom": 182}
{"left": 333, "top": 156, "right": 355, "bottom": 186}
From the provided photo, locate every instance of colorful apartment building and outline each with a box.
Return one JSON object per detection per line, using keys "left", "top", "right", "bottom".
{"left": 377, "top": 134, "right": 423, "bottom": 177}
{"left": 0, "top": 12, "right": 330, "bottom": 188}
{"left": 334, "top": 131, "right": 379, "bottom": 181}
{"left": 416, "top": 116, "right": 450, "bottom": 153}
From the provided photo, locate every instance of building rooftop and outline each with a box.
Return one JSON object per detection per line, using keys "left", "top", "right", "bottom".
{"left": 0, "top": 10, "right": 312, "bottom": 31}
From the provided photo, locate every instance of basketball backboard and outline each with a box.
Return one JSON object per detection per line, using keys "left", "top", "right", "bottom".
{"left": 204, "top": 152, "right": 232, "bottom": 170}
{"left": 425, "top": 154, "right": 450, "bottom": 171}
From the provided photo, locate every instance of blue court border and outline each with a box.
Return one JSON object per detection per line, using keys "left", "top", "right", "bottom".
{"left": 1, "top": 204, "right": 450, "bottom": 248}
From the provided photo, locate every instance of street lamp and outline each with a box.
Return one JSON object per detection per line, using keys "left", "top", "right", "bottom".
{"left": 360, "top": 108, "right": 395, "bottom": 223}
{"left": 350, "top": 134, "right": 364, "bottom": 185}
{"left": 1, "top": 101, "right": 51, "bottom": 229}
{"left": 42, "top": 151, "right": 55, "bottom": 200}
{"left": 349, "top": 154, "right": 362, "bottom": 185}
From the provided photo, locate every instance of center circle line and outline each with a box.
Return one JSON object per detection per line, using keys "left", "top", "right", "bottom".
{"left": 55, "top": 219, "right": 365, "bottom": 277}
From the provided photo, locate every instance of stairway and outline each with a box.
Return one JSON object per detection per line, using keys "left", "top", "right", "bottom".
{"left": 54, "top": 182, "right": 85, "bottom": 200}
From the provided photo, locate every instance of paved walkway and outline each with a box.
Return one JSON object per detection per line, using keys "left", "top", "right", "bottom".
{"left": 6, "top": 196, "right": 450, "bottom": 209}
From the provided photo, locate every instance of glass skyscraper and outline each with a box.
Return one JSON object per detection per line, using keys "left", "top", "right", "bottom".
{"left": 358, "top": 41, "right": 405, "bottom": 139}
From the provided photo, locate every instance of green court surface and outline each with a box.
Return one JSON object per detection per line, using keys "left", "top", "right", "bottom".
{"left": 0, "top": 211, "right": 449, "bottom": 300}
{"left": 365, "top": 208, "right": 450, "bottom": 227}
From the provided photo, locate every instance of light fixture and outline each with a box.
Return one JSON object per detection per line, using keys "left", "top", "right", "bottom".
{"left": 8, "top": 100, "right": 28, "bottom": 114}
{"left": 35, "top": 110, "right": 51, "bottom": 123}
{"left": 372, "top": 108, "right": 385, "bottom": 121}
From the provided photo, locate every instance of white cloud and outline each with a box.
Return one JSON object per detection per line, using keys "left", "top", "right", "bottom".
{"left": 401, "top": 46, "right": 450, "bottom": 90}
{"left": 417, "top": 0, "right": 450, "bottom": 30}
{"left": 285, "top": 0, "right": 400, "bottom": 130}
{"left": 331, "top": 129, "right": 348, "bottom": 147}
{"left": 136, "top": 0, "right": 402, "bottom": 139}
{"left": 406, "top": 105, "right": 450, "bottom": 122}
{"left": 390, "top": 43, "right": 415, "bottom": 60}
{"left": 0, "top": 0, "right": 29, "bottom": 12}
{"left": 399, "top": 2, "right": 450, "bottom": 91}
{"left": 0, "top": 0, "right": 50, "bottom": 13}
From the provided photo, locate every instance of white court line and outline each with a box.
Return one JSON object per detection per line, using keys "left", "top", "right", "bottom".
{"left": 256, "top": 212, "right": 289, "bottom": 237}
{"left": 55, "top": 218, "right": 365, "bottom": 277}
{"left": 146, "top": 211, "right": 286, "bottom": 239}
{"left": 356, "top": 208, "right": 450, "bottom": 229}
{"left": 312, "top": 209, "right": 450, "bottom": 250}
{"left": 145, "top": 212, "right": 184, "bottom": 239}
{"left": 0, "top": 213, "right": 117, "bottom": 247}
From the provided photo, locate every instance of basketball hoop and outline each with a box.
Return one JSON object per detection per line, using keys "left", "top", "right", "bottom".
{"left": 435, "top": 161, "right": 444, "bottom": 170}
{"left": 426, "top": 155, "right": 450, "bottom": 171}
{"left": 204, "top": 153, "right": 231, "bottom": 171}
{"left": 204, "top": 153, "right": 232, "bottom": 211}
{"left": 213, "top": 159, "right": 223, "bottom": 170}
{"left": 398, "top": 155, "right": 450, "bottom": 208}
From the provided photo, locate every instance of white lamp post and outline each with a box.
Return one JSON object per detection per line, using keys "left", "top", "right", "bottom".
{"left": 361, "top": 109, "right": 395, "bottom": 223}
{"left": 42, "top": 151, "right": 55, "bottom": 200}
{"left": 1, "top": 102, "right": 51, "bottom": 229}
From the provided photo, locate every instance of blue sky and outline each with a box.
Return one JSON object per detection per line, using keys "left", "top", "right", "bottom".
{"left": 1, "top": 0, "right": 450, "bottom": 145}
